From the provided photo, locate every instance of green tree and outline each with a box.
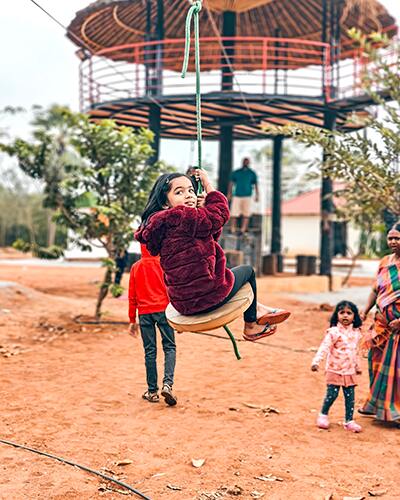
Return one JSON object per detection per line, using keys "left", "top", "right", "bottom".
{"left": 0, "top": 106, "right": 25, "bottom": 138}
{"left": 0, "top": 163, "right": 67, "bottom": 250}
{"left": 1, "top": 106, "right": 164, "bottom": 319}
{"left": 264, "top": 32, "right": 400, "bottom": 241}
{"left": 251, "top": 139, "right": 318, "bottom": 200}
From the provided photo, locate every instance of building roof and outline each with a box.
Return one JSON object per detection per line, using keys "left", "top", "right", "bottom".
{"left": 266, "top": 186, "right": 345, "bottom": 216}
{"left": 67, "top": 0, "right": 396, "bottom": 68}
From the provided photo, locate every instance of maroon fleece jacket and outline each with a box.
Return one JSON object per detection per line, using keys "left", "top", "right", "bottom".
{"left": 135, "top": 191, "right": 234, "bottom": 315}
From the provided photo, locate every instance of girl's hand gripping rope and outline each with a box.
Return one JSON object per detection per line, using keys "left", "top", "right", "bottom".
{"left": 198, "top": 169, "right": 214, "bottom": 194}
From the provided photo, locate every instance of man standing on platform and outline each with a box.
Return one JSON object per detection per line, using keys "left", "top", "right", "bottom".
{"left": 228, "top": 157, "right": 259, "bottom": 235}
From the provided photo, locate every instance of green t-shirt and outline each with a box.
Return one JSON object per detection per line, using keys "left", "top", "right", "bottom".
{"left": 230, "top": 167, "right": 257, "bottom": 197}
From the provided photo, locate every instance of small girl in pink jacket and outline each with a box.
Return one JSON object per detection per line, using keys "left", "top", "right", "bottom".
{"left": 311, "top": 300, "right": 363, "bottom": 433}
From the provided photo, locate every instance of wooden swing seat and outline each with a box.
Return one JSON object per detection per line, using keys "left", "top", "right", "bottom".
{"left": 165, "top": 283, "right": 254, "bottom": 333}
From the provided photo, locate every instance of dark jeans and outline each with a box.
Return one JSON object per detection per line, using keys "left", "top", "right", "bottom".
{"left": 200, "top": 265, "right": 257, "bottom": 322}
{"left": 139, "top": 312, "right": 176, "bottom": 393}
{"left": 114, "top": 252, "right": 128, "bottom": 285}
{"left": 321, "top": 384, "right": 356, "bottom": 422}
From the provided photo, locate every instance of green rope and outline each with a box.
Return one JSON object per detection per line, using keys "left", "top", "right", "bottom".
{"left": 223, "top": 325, "right": 241, "bottom": 360}
{"left": 181, "top": 0, "right": 203, "bottom": 194}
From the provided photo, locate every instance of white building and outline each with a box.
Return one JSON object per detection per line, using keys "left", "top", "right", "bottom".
{"left": 266, "top": 188, "right": 361, "bottom": 257}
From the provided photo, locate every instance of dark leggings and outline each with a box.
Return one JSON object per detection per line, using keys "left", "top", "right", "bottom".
{"left": 200, "top": 265, "right": 257, "bottom": 322}
{"left": 321, "top": 384, "right": 355, "bottom": 422}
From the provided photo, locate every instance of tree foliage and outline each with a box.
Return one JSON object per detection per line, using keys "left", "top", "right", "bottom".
{"left": 1, "top": 106, "right": 164, "bottom": 319}
{"left": 263, "top": 32, "right": 400, "bottom": 234}
{"left": 251, "top": 139, "right": 318, "bottom": 200}
{"left": 0, "top": 165, "right": 67, "bottom": 250}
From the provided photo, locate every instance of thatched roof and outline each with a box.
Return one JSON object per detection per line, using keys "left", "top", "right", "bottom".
{"left": 67, "top": 0, "right": 396, "bottom": 59}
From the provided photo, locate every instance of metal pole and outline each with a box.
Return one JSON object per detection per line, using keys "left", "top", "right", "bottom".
{"left": 334, "top": 0, "right": 342, "bottom": 98}
{"left": 148, "top": 104, "right": 161, "bottom": 164}
{"left": 329, "top": 0, "right": 338, "bottom": 99}
{"left": 274, "top": 28, "right": 280, "bottom": 94}
{"left": 218, "top": 125, "right": 233, "bottom": 195}
{"left": 88, "top": 56, "right": 94, "bottom": 106}
{"left": 146, "top": 0, "right": 163, "bottom": 165}
{"left": 218, "top": 11, "right": 236, "bottom": 192}
{"left": 79, "top": 62, "right": 84, "bottom": 111}
{"left": 320, "top": 110, "right": 336, "bottom": 281}
{"left": 155, "top": 0, "right": 164, "bottom": 95}
{"left": 145, "top": 0, "right": 152, "bottom": 95}
{"left": 322, "top": 0, "right": 328, "bottom": 99}
{"left": 221, "top": 11, "right": 236, "bottom": 90}
{"left": 271, "top": 135, "right": 283, "bottom": 255}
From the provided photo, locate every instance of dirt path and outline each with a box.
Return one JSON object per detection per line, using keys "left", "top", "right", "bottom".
{"left": 0, "top": 264, "right": 398, "bottom": 500}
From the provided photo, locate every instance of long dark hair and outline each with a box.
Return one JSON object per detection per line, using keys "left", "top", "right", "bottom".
{"left": 141, "top": 173, "right": 196, "bottom": 225}
{"left": 390, "top": 222, "right": 400, "bottom": 232}
{"left": 329, "top": 300, "right": 362, "bottom": 328}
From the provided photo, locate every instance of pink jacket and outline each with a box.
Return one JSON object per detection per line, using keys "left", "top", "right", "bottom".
{"left": 312, "top": 324, "right": 362, "bottom": 375}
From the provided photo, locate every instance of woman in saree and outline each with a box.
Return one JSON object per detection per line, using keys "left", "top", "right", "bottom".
{"left": 359, "top": 222, "right": 400, "bottom": 423}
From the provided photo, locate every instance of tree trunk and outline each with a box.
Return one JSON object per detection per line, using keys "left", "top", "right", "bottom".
{"left": 0, "top": 221, "right": 5, "bottom": 247}
{"left": 47, "top": 212, "right": 57, "bottom": 246}
{"left": 341, "top": 248, "right": 360, "bottom": 287}
{"left": 26, "top": 206, "right": 36, "bottom": 244}
{"left": 95, "top": 267, "right": 112, "bottom": 321}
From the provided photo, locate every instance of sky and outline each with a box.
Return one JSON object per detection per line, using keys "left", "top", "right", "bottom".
{"left": 1, "top": 0, "right": 400, "bottom": 174}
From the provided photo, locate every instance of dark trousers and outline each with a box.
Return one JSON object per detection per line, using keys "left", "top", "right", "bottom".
{"left": 139, "top": 312, "right": 176, "bottom": 393}
{"left": 200, "top": 265, "right": 257, "bottom": 322}
{"left": 321, "top": 384, "right": 356, "bottom": 422}
{"left": 114, "top": 252, "right": 128, "bottom": 285}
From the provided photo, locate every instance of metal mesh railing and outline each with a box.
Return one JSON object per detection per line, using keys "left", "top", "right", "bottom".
{"left": 78, "top": 34, "right": 399, "bottom": 110}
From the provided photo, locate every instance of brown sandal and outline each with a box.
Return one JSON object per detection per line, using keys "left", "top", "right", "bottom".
{"left": 243, "top": 324, "right": 277, "bottom": 341}
{"left": 257, "top": 309, "right": 290, "bottom": 326}
{"left": 142, "top": 391, "right": 159, "bottom": 403}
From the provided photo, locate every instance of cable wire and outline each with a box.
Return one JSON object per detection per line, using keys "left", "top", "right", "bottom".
{"left": 202, "top": 1, "right": 256, "bottom": 123}
{"left": 0, "top": 438, "right": 151, "bottom": 499}
{"left": 27, "top": 0, "right": 133, "bottom": 87}
{"left": 26, "top": 0, "right": 189, "bottom": 130}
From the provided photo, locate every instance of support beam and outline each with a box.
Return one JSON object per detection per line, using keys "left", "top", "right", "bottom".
{"left": 145, "top": 0, "right": 164, "bottom": 96}
{"left": 155, "top": 0, "right": 164, "bottom": 95}
{"left": 218, "top": 125, "right": 233, "bottom": 195}
{"left": 145, "top": 0, "right": 152, "bottom": 95}
{"left": 334, "top": 0, "right": 342, "bottom": 94}
{"left": 156, "top": 0, "right": 164, "bottom": 39}
{"left": 273, "top": 28, "right": 280, "bottom": 94}
{"left": 330, "top": 0, "right": 339, "bottom": 99}
{"left": 271, "top": 135, "right": 283, "bottom": 254}
{"left": 218, "top": 11, "right": 236, "bottom": 193}
{"left": 145, "top": 0, "right": 163, "bottom": 165}
{"left": 321, "top": 0, "right": 328, "bottom": 99}
{"left": 319, "top": 110, "right": 336, "bottom": 279}
{"left": 148, "top": 103, "right": 161, "bottom": 164}
{"left": 221, "top": 11, "right": 236, "bottom": 91}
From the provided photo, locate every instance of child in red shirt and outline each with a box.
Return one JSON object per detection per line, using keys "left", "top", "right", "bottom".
{"left": 129, "top": 244, "right": 177, "bottom": 406}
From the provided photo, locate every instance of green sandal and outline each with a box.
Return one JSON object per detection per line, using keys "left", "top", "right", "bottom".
{"left": 142, "top": 391, "right": 159, "bottom": 403}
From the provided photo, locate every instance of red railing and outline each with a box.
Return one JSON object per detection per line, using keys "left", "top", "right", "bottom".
{"left": 335, "top": 36, "right": 400, "bottom": 99}
{"left": 78, "top": 35, "right": 398, "bottom": 110}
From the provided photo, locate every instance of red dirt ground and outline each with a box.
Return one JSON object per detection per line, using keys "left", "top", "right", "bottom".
{"left": 0, "top": 262, "right": 399, "bottom": 500}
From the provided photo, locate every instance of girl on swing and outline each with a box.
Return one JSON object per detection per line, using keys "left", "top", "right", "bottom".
{"left": 135, "top": 169, "right": 290, "bottom": 341}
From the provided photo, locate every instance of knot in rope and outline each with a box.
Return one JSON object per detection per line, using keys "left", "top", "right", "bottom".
{"left": 191, "top": 0, "right": 202, "bottom": 13}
